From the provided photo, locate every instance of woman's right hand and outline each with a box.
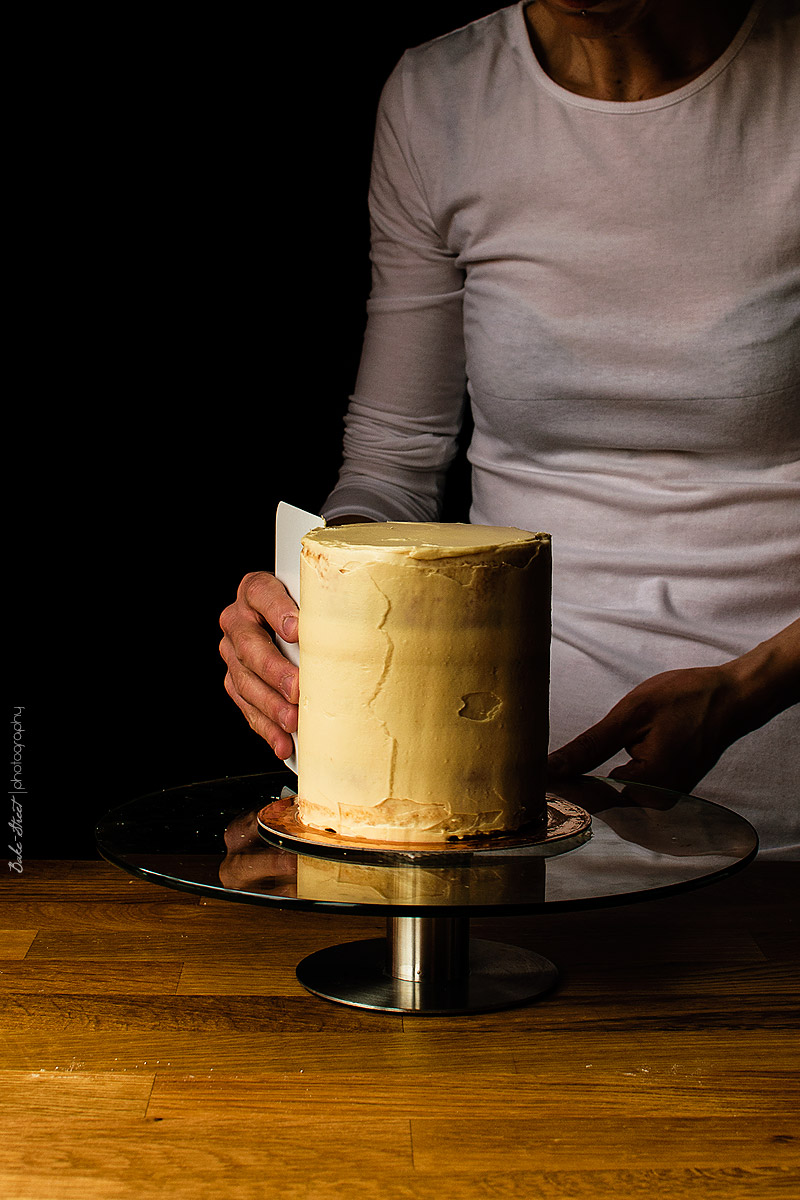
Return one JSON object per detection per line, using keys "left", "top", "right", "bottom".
{"left": 219, "top": 571, "right": 299, "bottom": 759}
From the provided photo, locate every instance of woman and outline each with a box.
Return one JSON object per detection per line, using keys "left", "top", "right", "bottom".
{"left": 220, "top": 0, "right": 800, "bottom": 856}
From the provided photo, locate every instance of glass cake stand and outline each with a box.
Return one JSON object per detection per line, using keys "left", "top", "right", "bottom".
{"left": 95, "top": 770, "right": 758, "bottom": 1015}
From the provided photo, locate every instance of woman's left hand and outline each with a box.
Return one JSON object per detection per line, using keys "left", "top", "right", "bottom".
{"left": 547, "top": 619, "right": 800, "bottom": 793}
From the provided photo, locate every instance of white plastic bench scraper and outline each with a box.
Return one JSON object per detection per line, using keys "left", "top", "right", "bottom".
{"left": 274, "top": 501, "right": 326, "bottom": 774}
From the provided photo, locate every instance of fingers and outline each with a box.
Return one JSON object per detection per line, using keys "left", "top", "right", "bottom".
{"left": 219, "top": 571, "right": 300, "bottom": 756}
{"left": 548, "top": 706, "right": 691, "bottom": 790}
{"left": 239, "top": 571, "right": 299, "bottom": 642}
{"left": 220, "top": 603, "right": 299, "bottom": 702}
{"left": 221, "top": 652, "right": 297, "bottom": 753}
{"left": 547, "top": 701, "right": 634, "bottom": 778}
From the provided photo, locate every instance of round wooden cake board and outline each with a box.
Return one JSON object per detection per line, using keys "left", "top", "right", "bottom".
{"left": 256, "top": 793, "right": 591, "bottom": 865}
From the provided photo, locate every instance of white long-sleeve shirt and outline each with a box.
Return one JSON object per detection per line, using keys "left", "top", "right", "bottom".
{"left": 323, "top": 0, "right": 800, "bottom": 857}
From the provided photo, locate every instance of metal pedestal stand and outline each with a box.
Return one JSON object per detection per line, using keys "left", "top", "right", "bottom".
{"left": 261, "top": 793, "right": 588, "bottom": 1013}
{"left": 297, "top": 915, "right": 559, "bottom": 1014}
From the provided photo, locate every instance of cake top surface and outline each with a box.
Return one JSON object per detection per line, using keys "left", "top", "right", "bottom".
{"left": 303, "top": 522, "right": 550, "bottom": 561}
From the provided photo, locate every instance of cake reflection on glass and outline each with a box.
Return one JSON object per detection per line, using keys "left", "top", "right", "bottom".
{"left": 295, "top": 853, "right": 546, "bottom": 906}
{"left": 295, "top": 522, "right": 551, "bottom": 843}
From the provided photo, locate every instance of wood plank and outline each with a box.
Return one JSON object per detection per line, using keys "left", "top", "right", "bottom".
{"left": 409, "top": 1115, "right": 800, "bottom": 1173}
{"left": 240, "top": 1169, "right": 800, "bottom": 1200}
{"left": 556, "top": 965, "right": 800, "bottom": 1019}
{"left": 23, "top": 931, "right": 281, "bottom": 960}
{"left": 0, "top": 993, "right": 400, "bottom": 1034}
{"left": 1, "top": 1166, "right": 796, "bottom": 1200}
{"left": 0, "top": 898, "right": 346, "bottom": 932}
{"left": 3, "top": 860, "right": 190, "bottom": 902}
{"left": 24, "top": 916, "right": 386, "bottom": 962}
{"left": 0, "top": 960, "right": 182, "bottom": 994}
{"left": 0, "top": 1070, "right": 153, "bottom": 1118}
{"left": 176, "top": 960, "right": 312, "bottom": 996}
{"left": 0, "top": 1029, "right": 517, "bottom": 1073}
{"left": 1, "top": 1025, "right": 795, "bottom": 1076}
{"left": 2, "top": 861, "right": 76, "bottom": 887}
{"left": 147, "top": 1069, "right": 798, "bottom": 1120}
{"left": 405, "top": 1027, "right": 800, "bottom": 1069}
{"left": 0, "top": 898, "right": 361, "bottom": 934}
{"left": 291, "top": 1168, "right": 800, "bottom": 1200}
{"left": 0, "top": 1115, "right": 414, "bottom": 1181}
{"left": 403, "top": 1027, "right": 800, "bottom": 1083}
{"left": 399, "top": 962, "right": 800, "bottom": 1031}
{"left": 0, "top": 900, "right": 238, "bottom": 931}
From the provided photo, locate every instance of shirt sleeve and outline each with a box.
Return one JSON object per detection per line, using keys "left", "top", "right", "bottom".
{"left": 322, "top": 56, "right": 468, "bottom": 523}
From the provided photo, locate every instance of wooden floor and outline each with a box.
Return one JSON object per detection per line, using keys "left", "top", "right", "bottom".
{"left": 1, "top": 859, "right": 798, "bottom": 1199}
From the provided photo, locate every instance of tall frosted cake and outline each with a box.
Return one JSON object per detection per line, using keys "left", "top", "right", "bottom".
{"left": 296, "top": 522, "right": 551, "bottom": 843}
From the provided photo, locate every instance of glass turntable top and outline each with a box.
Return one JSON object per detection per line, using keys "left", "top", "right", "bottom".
{"left": 95, "top": 770, "right": 758, "bottom": 916}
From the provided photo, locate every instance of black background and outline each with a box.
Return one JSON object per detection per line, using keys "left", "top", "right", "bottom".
{"left": 9, "top": 5, "right": 496, "bottom": 858}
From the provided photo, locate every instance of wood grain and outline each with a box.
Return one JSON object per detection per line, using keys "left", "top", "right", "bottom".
{"left": 0, "top": 930, "right": 37, "bottom": 958}
{"left": 0, "top": 858, "right": 797, "bottom": 1200}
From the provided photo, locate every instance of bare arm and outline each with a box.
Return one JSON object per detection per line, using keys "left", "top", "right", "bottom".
{"left": 547, "top": 619, "right": 800, "bottom": 793}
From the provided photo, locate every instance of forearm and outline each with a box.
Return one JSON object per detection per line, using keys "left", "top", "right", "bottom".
{"left": 323, "top": 344, "right": 467, "bottom": 525}
{"left": 321, "top": 61, "right": 468, "bottom": 529}
{"left": 723, "top": 618, "right": 800, "bottom": 735}
{"left": 322, "top": 471, "right": 444, "bottom": 524}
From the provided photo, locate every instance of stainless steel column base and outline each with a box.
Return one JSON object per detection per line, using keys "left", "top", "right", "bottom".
{"left": 295, "top": 916, "right": 558, "bottom": 1014}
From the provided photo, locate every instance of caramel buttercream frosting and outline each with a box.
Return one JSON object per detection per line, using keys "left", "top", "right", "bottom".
{"left": 296, "top": 522, "right": 551, "bottom": 842}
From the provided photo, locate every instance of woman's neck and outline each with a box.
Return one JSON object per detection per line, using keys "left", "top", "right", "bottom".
{"left": 523, "top": 0, "right": 752, "bottom": 102}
